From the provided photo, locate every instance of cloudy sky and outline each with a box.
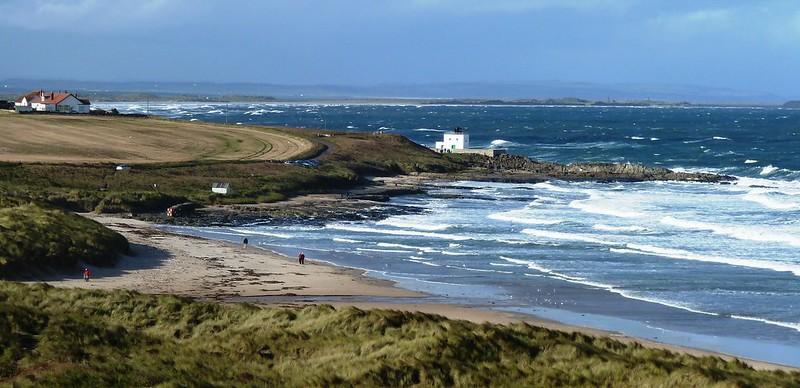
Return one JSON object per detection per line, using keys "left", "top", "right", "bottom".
{"left": 1, "top": 0, "right": 799, "bottom": 95}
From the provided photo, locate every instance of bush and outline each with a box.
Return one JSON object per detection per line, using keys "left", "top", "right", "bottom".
{"left": 0, "top": 205, "right": 129, "bottom": 274}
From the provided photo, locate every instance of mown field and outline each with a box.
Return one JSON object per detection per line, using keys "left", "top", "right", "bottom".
{"left": 1, "top": 282, "right": 797, "bottom": 387}
{"left": 0, "top": 114, "right": 466, "bottom": 213}
{"left": 0, "top": 111, "right": 317, "bottom": 163}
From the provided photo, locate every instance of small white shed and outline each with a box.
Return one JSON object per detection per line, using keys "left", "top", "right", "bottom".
{"left": 212, "top": 182, "right": 233, "bottom": 195}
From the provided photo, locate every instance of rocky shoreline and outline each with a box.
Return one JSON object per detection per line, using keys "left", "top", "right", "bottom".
{"left": 139, "top": 155, "right": 734, "bottom": 227}
{"left": 458, "top": 154, "right": 733, "bottom": 183}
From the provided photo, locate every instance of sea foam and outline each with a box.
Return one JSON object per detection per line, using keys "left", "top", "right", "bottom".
{"left": 613, "top": 244, "right": 800, "bottom": 276}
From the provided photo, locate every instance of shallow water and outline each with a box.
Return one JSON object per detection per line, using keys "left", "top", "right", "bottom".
{"left": 103, "top": 102, "right": 800, "bottom": 366}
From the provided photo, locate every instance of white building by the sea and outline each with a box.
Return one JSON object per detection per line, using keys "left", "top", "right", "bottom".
{"left": 435, "top": 127, "right": 469, "bottom": 151}
{"left": 434, "top": 127, "right": 506, "bottom": 157}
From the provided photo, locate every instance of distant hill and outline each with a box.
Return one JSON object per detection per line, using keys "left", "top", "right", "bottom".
{"left": 0, "top": 78, "right": 789, "bottom": 105}
{"left": 783, "top": 100, "right": 800, "bottom": 108}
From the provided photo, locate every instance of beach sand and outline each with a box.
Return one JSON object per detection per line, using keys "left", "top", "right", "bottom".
{"left": 26, "top": 214, "right": 797, "bottom": 372}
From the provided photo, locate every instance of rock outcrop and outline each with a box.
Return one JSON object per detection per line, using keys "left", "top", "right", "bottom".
{"left": 467, "top": 154, "right": 732, "bottom": 183}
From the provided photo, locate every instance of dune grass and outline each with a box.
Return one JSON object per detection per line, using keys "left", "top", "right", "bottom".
{"left": 0, "top": 282, "right": 797, "bottom": 387}
{"left": 0, "top": 204, "right": 128, "bottom": 274}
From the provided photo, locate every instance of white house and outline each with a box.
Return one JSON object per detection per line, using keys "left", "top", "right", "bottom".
{"left": 435, "top": 128, "right": 469, "bottom": 151}
{"left": 212, "top": 182, "right": 234, "bottom": 195}
{"left": 15, "top": 90, "right": 91, "bottom": 113}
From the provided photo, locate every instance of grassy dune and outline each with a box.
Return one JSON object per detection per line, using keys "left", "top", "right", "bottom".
{"left": 0, "top": 282, "right": 797, "bottom": 387}
{"left": 0, "top": 204, "right": 128, "bottom": 274}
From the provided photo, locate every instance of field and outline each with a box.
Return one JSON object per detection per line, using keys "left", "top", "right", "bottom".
{"left": 0, "top": 111, "right": 316, "bottom": 163}
{"left": 1, "top": 282, "right": 797, "bottom": 387}
{"left": 0, "top": 114, "right": 464, "bottom": 213}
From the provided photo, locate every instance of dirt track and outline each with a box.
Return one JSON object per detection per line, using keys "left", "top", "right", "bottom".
{"left": 0, "top": 111, "right": 315, "bottom": 163}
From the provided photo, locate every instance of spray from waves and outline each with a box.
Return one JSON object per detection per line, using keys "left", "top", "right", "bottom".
{"left": 532, "top": 182, "right": 572, "bottom": 193}
{"left": 569, "top": 192, "right": 644, "bottom": 218}
{"left": 325, "top": 224, "right": 470, "bottom": 241}
{"left": 521, "top": 229, "right": 618, "bottom": 245}
{"left": 377, "top": 218, "right": 452, "bottom": 231}
{"left": 760, "top": 165, "right": 779, "bottom": 176}
{"left": 660, "top": 216, "right": 800, "bottom": 248}
{"left": 613, "top": 244, "right": 800, "bottom": 276}
{"left": 489, "top": 139, "right": 515, "bottom": 147}
{"left": 742, "top": 189, "right": 799, "bottom": 210}
{"left": 593, "top": 224, "right": 647, "bottom": 232}
{"left": 377, "top": 242, "right": 436, "bottom": 252}
{"left": 487, "top": 211, "right": 562, "bottom": 225}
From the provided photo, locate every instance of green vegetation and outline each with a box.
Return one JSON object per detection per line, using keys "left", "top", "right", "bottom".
{"left": 0, "top": 205, "right": 128, "bottom": 274}
{"left": 0, "top": 131, "right": 465, "bottom": 213}
{"left": 0, "top": 282, "right": 796, "bottom": 387}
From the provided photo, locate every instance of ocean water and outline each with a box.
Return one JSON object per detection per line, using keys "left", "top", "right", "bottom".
{"left": 103, "top": 102, "right": 800, "bottom": 365}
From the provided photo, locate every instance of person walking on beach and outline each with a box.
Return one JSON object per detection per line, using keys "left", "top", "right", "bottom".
{"left": 298, "top": 251, "right": 305, "bottom": 265}
{"left": 242, "top": 238, "right": 249, "bottom": 249}
{"left": 82, "top": 267, "right": 92, "bottom": 282}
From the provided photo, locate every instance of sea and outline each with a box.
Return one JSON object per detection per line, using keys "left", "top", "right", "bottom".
{"left": 99, "top": 102, "right": 800, "bottom": 366}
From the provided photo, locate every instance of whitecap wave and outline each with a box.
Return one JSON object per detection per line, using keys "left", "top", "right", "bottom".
{"left": 569, "top": 192, "right": 643, "bottom": 218}
{"left": 333, "top": 238, "right": 363, "bottom": 244}
{"left": 412, "top": 128, "right": 445, "bottom": 132}
{"left": 744, "top": 159, "right": 758, "bottom": 164}
{"left": 613, "top": 244, "right": 800, "bottom": 276}
{"left": 742, "top": 190, "right": 799, "bottom": 210}
{"left": 228, "top": 228, "right": 291, "bottom": 239}
{"left": 325, "top": 224, "right": 470, "bottom": 241}
{"left": 729, "top": 315, "right": 800, "bottom": 332}
{"left": 377, "top": 242, "right": 436, "bottom": 252}
{"left": 377, "top": 218, "right": 452, "bottom": 231}
{"left": 488, "top": 211, "right": 562, "bottom": 225}
{"left": 713, "top": 136, "right": 731, "bottom": 140}
{"left": 521, "top": 229, "right": 617, "bottom": 245}
{"left": 533, "top": 182, "right": 572, "bottom": 193}
{"left": 660, "top": 216, "right": 800, "bottom": 248}
{"left": 760, "top": 165, "right": 779, "bottom": 175}
{"left": 592, "top": 224, "right": 646, "bottom": 232}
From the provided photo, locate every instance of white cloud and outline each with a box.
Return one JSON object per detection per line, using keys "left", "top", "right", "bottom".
{"left": 0, "top": 0, "right": 197, "bottom": 32}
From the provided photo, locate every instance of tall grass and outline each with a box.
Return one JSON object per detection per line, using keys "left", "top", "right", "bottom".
{"left": 0, "top": 205, "right": 128, "bottom": 274}
{"left": 0, "top": 282, "right": 796, "bottom": 387}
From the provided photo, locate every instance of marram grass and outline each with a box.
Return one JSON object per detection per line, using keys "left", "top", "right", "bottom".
{"left": 0, "top": 282, "right": 797, "bottom": 387}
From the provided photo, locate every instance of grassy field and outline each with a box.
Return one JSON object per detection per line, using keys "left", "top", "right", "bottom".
{"left": 0, "top": 111, "right": 317, "bottom": 163}
{"left": 0, "top": 115, "right": 465, "bottom": 213}
{"left": 0, "top": 282, "right": 796, "bottom": 387}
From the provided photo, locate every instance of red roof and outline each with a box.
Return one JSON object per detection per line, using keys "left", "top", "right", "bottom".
{"left": 16, "top": 90, "right": 90, "bottom": 105}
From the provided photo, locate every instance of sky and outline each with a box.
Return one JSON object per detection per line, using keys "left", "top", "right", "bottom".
{"left": 1, "top": 0, "right": 799, "bottom": 96}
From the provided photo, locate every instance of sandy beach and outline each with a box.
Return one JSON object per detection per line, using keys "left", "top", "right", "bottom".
{"left": 24, "top": 214, "right": 797, "bottom": 372}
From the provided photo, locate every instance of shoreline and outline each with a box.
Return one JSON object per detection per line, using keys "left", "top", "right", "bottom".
{"left": 20, "top": 213, "right": 798, "bottom": 372}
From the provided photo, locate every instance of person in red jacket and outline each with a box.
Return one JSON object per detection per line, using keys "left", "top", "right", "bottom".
{"left": 298, "top": 252, "right": 305, "bottom": 265}
{"left": 83, "top": 267, "right": 92, "bottom": 282}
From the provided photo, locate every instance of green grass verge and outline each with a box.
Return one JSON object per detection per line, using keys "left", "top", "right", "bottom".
{"left": 0, "top": 282, "right": 797, "bottom": 387}
{"left": 0, "top": 205, "right": 128, "bottom": 274}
